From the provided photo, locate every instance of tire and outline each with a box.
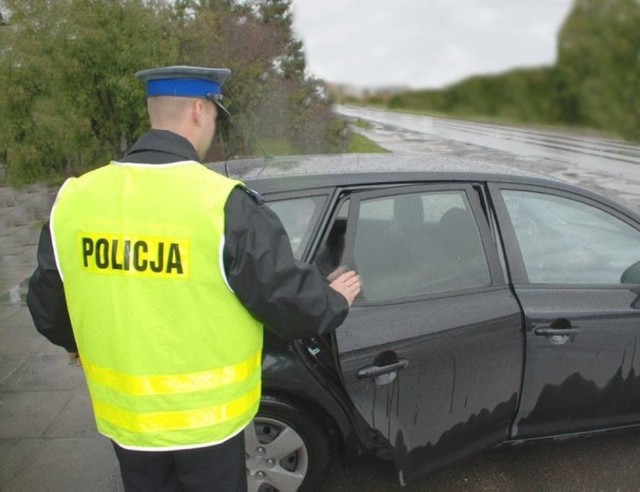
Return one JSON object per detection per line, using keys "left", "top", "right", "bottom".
{"left": 245, "top": 397, "right": 331, "bottom": 492}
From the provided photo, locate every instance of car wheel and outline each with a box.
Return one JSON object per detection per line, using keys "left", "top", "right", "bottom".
{"left": 245, "top": 397, "right": 331, "bottom": 492}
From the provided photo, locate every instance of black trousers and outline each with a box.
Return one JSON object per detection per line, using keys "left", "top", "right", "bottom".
{"left": 112, "top": 432, "right": 247, "bottom": 492}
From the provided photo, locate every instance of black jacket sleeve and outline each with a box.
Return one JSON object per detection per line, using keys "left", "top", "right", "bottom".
{"left": 26, "top": 221, "right": 77, "bottom": 352}
{"left": 223, "top": 187, "right": 349, "bottom": 341}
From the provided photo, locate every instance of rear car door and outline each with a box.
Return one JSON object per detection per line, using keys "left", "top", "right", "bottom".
{"left": 490, "top": 184, "right": 640, "bottom": 439}
{"left": 318, "top": 184, "right": 524, "bottom": 484}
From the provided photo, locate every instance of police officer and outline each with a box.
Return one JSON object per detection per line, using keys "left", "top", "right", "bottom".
{"left": 27, "top": 65, "right": 361, "bottom": 491}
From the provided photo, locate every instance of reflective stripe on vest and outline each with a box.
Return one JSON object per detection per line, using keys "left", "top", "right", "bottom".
{"left": 93, "top": 384, "right": 261, "bottom": 434}
{"left": 83, "top": 350, "right": 262, "bottom": 396}
{"left": 50, "top": 161, "right": 264, "bottom": 450}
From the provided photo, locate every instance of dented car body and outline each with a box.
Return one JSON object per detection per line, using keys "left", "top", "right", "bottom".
{"left": 212, "top": 154, "right": 640, "bottom": 489}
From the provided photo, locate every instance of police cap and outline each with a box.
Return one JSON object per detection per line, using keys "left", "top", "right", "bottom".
{"left": 135, "top": 65, "right": 232, "bottom": 119}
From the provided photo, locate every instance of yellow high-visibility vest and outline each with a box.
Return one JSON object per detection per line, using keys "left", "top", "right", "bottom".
{"left": 50, "top": 160, "right": 263, "bottom": 451}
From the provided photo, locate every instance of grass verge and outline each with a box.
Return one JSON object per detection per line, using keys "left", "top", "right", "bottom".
{"left": 348, "top": 132, "right": 388, "bottom": 153}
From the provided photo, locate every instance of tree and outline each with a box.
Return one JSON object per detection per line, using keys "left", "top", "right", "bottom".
{"left": 556, "top": 0, "right": 640, "bottom": 139}
{"left": 388, "top": 0, "right": 640, "bottom": 141}
{"left": 176, "top": 0, "right": 347, "bottom": 158}
{"left": 0, "top": 0, "right": 177, "bottom": 183}
{"left": 0, "top": 0, "right": 349, "bottom": 183}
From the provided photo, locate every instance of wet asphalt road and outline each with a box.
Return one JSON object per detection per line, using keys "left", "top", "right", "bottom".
{"left": 337, "top": 105, "right": 640, "bottom": 214}
{"left": 3, "top": 107, "right": 640, "bottom": 490}
{"left": 323, "top": 430, "right": 640, "bottom": 491}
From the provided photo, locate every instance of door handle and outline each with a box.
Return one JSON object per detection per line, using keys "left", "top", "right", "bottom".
{"left": 534, "top": 328, "right": 581, "bottom": 336}
{"left": 534, "top": 318, "right": 580, "bottom": 337}
{"left": 357, "top": 359, "right": 409, "bottom": 379}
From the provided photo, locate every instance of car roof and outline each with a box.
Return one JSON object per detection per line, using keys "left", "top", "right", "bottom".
{"left": 207, "top": 153, "right": 640, "bottom": 219}
{"left": 208, "top": 153, "right": 564, "bottom": 193}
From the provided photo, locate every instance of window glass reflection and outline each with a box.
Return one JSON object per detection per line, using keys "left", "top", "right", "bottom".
{"left": 503, "top": 190, "right": 640, "bottom": 284}
{"left": 267, "top": 196, "right": 325, "bottom": 259}
{"left": 353, "top": 191, "right": 491, "bottom": 301}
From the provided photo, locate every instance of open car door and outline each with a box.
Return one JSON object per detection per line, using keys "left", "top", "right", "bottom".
{"left": 319, "top": 184, "right": 524, "bottom": 484}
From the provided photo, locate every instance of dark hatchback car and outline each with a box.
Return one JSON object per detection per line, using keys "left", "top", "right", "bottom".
{"left": 210, "top": 154, "right": 640, "bottom": 491}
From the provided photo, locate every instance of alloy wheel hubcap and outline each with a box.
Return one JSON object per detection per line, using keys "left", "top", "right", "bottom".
{"left": 245, "top": 417, "right": 309, "bottom": 492}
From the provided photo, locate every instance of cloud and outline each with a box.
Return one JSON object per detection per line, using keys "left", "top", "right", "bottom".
{"left": 292, "top": 0, "right": 573, "bottom": 89}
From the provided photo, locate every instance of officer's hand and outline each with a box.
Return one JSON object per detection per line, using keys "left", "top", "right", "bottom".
{"left": 329, "top": 270, "right": 361, "bottom": 306}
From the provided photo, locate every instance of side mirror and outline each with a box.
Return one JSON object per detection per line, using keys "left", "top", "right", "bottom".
{"left": 621, "top": 260, "right": 640, "bottom": 284}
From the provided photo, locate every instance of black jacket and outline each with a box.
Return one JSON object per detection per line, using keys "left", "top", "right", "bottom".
{"left": 27, "top": 129, "right": 348, "bottom": 352}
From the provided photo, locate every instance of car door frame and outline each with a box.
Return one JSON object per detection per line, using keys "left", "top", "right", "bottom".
{"left": 259, "top": 185, "right": 388, "bottom": 459}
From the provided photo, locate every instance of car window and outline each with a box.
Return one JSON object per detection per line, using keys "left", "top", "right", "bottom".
{"left": 267, "top": 196, "right": 325, "bottom": 259}
{"left": 502, "top": 190, "right": 640, "bottom": 284}
{"left": 352, "top": 190, "right": 491, "bottom": 301}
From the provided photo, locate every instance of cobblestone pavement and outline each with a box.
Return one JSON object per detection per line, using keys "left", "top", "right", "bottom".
{"left": 0, "top": 185, "right": 123, "bottom": 491}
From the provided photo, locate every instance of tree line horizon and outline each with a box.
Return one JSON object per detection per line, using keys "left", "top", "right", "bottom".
{"left": 357, "top": 0, "right": 639, "bottom": 143}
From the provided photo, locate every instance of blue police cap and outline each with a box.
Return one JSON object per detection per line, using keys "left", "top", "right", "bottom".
{"left": 135, "top": 65, "right": 231, "bottom": 119}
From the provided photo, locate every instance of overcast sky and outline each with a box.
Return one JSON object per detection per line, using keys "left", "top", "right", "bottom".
{"left": 291, "top": 0, "right": 574, "bottom": 90}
